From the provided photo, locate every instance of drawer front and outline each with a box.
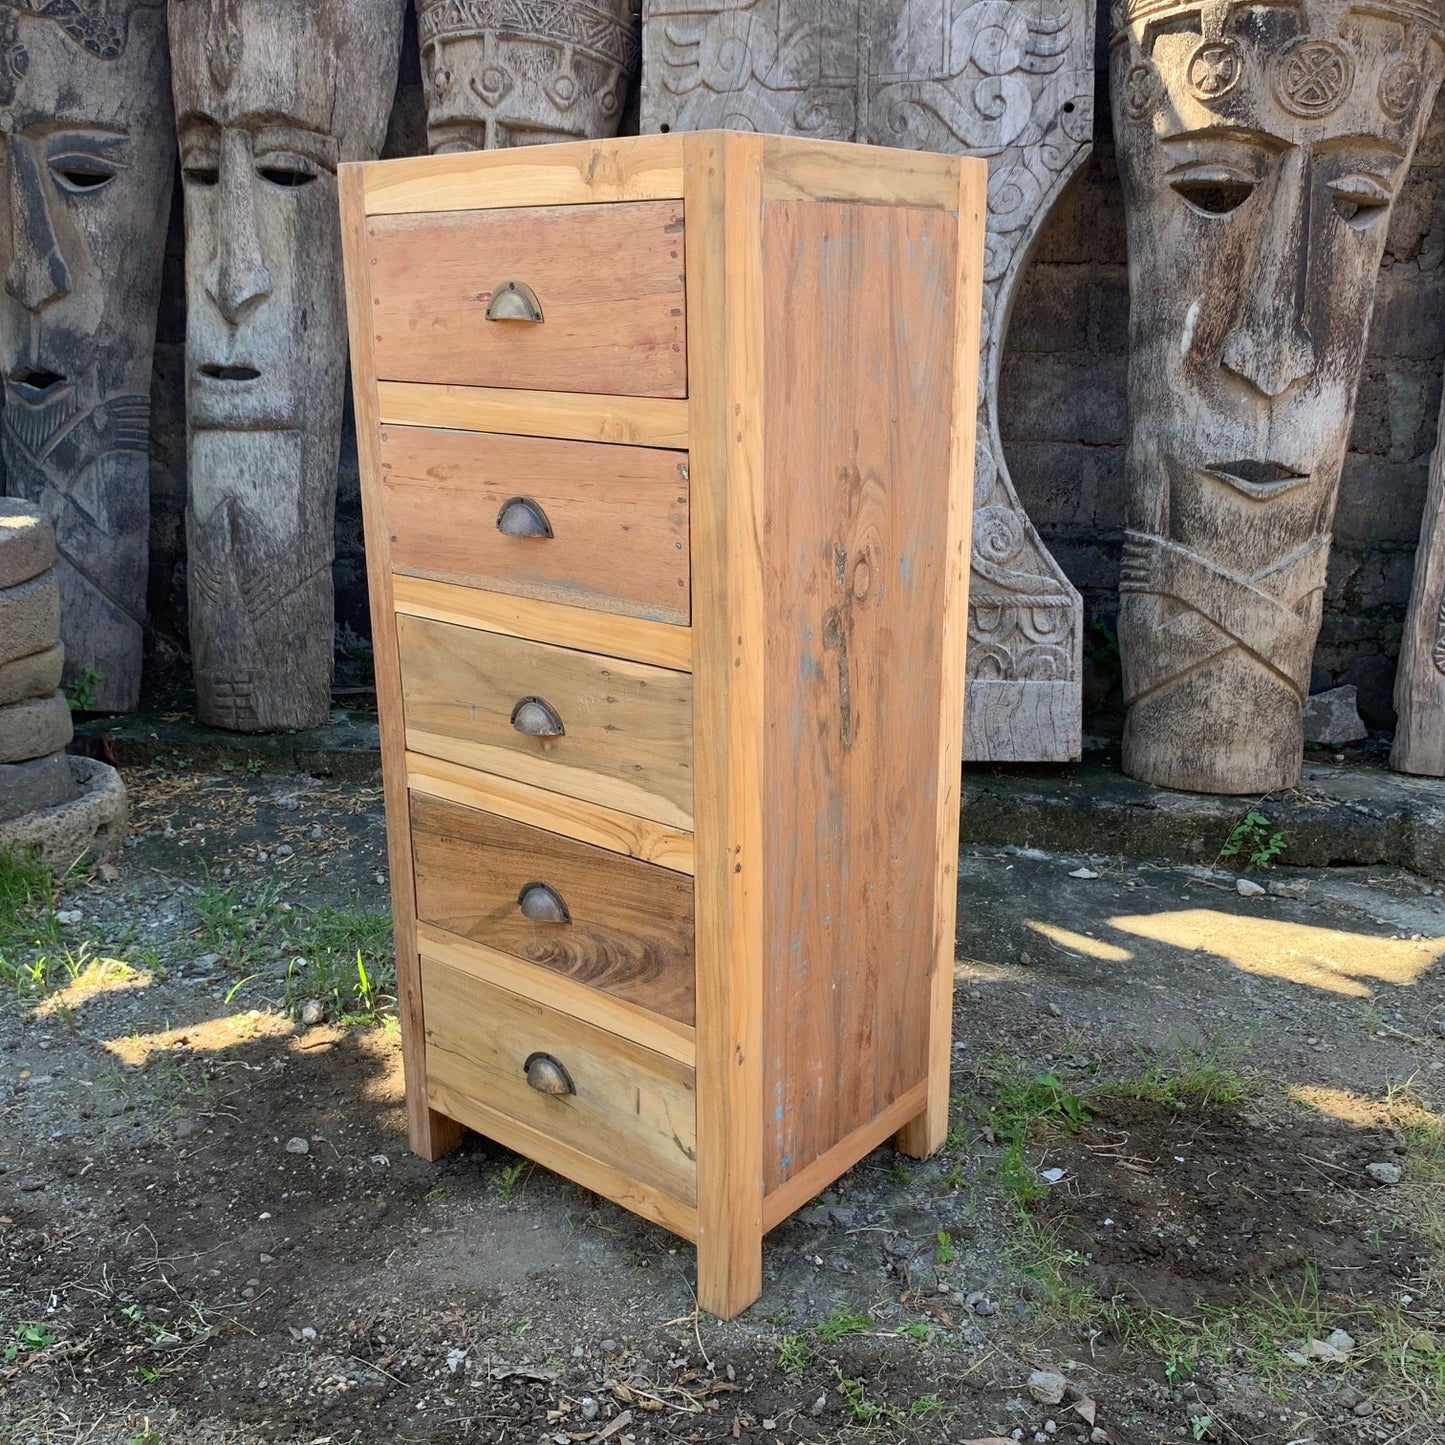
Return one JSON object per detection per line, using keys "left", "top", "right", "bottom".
{"left": 366, "top": 200, "right": 687, "bottom": 398}
{"left": 421, "top": 955, "right": 697, "bottom": 1206}
{"left": 411, "top": 791, "right": 695, "bottom": 1025}
{"left": 379, "top": 427, "right": 690, "bottom": 624}
{"left": 398, "top": 613, "right": 694, "bottom": 829}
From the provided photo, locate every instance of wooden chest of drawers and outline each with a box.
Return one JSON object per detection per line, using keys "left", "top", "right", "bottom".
{"left": 340, "top": 132, "right": 985, "bottom": 1318}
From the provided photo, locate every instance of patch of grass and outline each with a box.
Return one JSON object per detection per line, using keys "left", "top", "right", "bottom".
{"left": 816, "top": 1309, "right": 871, "bottom": 1342}
{"left": 776, "top": 1332, "right": 812, "bottom": 1373}
{"left": 0, "top": 846, "right": 58, "bottom": 955}
{"left": 189, "top": 869, "right": 285, "bottom": 968}
{"left": 283, "top": 901, "right": 394, "bottom": 1025}
{"left": 1095, "top": 1030, "right": 1255, "bottom": 1112}
{"left": 494, "top": 1156, "right": 531, "bottom": 1203}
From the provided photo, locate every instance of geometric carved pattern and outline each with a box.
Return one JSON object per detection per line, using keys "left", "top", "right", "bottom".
{"left": 643, "top": 0, "right": 1093, "bottom": 761}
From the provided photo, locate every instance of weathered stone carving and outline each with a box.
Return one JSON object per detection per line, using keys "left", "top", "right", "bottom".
{"left": 418, "top": 0, "right": 642, "bottom": 152}
{"left": 0, "top": 0, "right": 173, "bottom": 714}
{"left": 1392, "top": 389, "right": 1445, "bottom": 775}
{"left": 642, "top": 0, "right": 1093, "bottom": 763}
{"left": 170, "top": 0, "right": 406, "bottom": 731}
{"left": 1111, "top": 0, "right": 1444, "bottom": 794}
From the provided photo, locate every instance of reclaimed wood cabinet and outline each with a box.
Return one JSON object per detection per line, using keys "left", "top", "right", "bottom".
{"left": 340, "top": 132, "right": 985, "bottom": 1318}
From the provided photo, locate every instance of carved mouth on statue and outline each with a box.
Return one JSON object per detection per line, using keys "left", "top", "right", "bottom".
{"left": 7, "top": 367, "right": 69, "bottom": 403}
{"left": 198, "top": 363, "right": 262, "bottom": 383}
{"left": 1205, "top": 460, "right": 1310, "bottom": 501}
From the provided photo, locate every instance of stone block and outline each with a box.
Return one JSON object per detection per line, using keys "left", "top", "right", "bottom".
{"left": 0, "top": 756, "right": 126, "bottom": 865}
{"left": 0, "top": 691, "right": 73, "bottom": 764}
{"left": 0, "top": 500, "right": 55, "bottom": 588}
{"left": 1008, "top": 264, "right": 1094, "bottom": 355}
{"left": 0, "top": 642, "right": 64, "bottom": 708}
{"left": 0, "top": 751, "right": 77, "bottom": 824}
{"left": 1303, "top": 685, "right": 1369, "bottom": 745}
{"left": 0, "top": 570, "right": 61, "bottom": 668}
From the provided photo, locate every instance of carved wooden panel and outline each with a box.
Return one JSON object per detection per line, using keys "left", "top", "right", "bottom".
{"left": 641, "top": 0, "right": 1092, "bottom": 761}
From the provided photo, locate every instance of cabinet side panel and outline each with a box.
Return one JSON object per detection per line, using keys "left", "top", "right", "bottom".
{"left": 760, "top": 199, "right": 957, "bottom": 1195}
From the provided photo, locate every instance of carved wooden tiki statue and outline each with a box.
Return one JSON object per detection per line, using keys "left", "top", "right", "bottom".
{"left": 642, "top": 0, "right": 1094, "bottom": 764}
{"left": 417, "top": 0, "right": 642, "bottom": 152}
{"left": 169, "top": 0, "right": 405, "bottom": 731}
{"left": 1111, "top": 0, "right": 1444, "bottom": 793}
{"left": 0, "top": 0, "right": 172, "bottom": 714}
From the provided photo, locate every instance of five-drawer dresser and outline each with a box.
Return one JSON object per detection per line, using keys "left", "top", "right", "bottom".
{"left": 339, "top": 131, "right": 985, "bottom": 1318}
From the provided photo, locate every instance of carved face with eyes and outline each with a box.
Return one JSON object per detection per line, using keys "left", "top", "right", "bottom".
{"left": 0, "top": 1, "right": 172, "bottom": 712}
{"left": 1110, "top": 0, "right": 1444, "bottom": 792}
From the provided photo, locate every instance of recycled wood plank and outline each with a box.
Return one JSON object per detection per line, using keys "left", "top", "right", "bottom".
{"left": 398, "top": 613, "right": 695, "bottom": 830}
{"left": 417, "top": 922, "right": 695, "bottom": 1066}
{"left": 392, "top": 574, "right": 692, "bottom": 673}
{"left": 367, "top": 201, "right": 688, "bottom": 398}
{"left": 757, "top": 193, "right": 960, "bottom": 1194}
{"left": 379, "top": 426, "right": 690, "bottom": 624}
{"left": 376, "top": 384, "right": 690, "bottom": 448}
{"left": 411, "top": 792, "right": 695, "bottom": 1025}
{"left": 422, "top": 954, "right": 698, "bottom": 1208}
{"left": 686, "top": 131, "right": 768, "bottom": 1320}
{"left": 897, "top": 159, "right": 985, "bottom": 1157}
{"left": 405, "top": 754, "right": 696, "bottom": 875}
{"left": 338, "top": 164, "right": 462, "bottom": 1162}
{"left": 359, "top": 133, "right": 686, "bottom": 215}
{"left": 758, "top": 134, "right": 961, "bottom": 209}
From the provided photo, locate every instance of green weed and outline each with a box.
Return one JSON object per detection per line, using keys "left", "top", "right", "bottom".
{"left": 816, "top": 1309, "right": 871, "bottom": 1342}
{"left": 776, "top": 1332, "right": 813, "bottom": 1373}
{"left": 1218, "top": 808, "right": 1287, "bottom": 869}
{"left": 63, "top": 667, "right": 103, "bottom": 711}
{"left": 1096, "top": 1030, "right": 1254, "bottom": 1112}
{"left": 934, "top": 1230, "right": 956, "bottom": 1264}
{"left": 4, "top": 1323, "right": 56, "bottom": 1361}
{"left": 494, "top": 1156, "right": 531, "bottom": 1203}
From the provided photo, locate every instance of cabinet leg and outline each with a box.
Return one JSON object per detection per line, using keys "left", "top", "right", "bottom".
{"left": 894, "top": 1086, "right": 948, "bottom": 1160}
{"left": 412, "top": 1107, "right": 466, "bottom": 1161}
{"left": 695, "top": 1228, "right": 763, "bottom": 1320}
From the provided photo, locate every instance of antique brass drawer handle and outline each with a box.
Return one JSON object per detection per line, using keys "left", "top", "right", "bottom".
{"left": 485, "top": 279, "right": 543, "bottom": 322}
{"left": 496, "top": 496, "right": 553, "bottom": 538}
{"left": 517, "top": 880, "right": 570, "bottom": 924}
{"left": 510, "top": 695, "right": 564, "bottom": 738}
{"left": 523, "top": 1052, "right": 575, "bottom": 1096}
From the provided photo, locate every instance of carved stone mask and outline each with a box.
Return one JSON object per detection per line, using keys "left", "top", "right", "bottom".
{"left": 169, "top": 0, "right": 404, "bottom": 731}
{"left": 418, "top": 0, "right": 640, "bottom": 152}
{"left": 0, "top": 0, "right": 172, "bottom": 713}
{"left": 1111, "top": 0, "right": 1444, "bottom": 793}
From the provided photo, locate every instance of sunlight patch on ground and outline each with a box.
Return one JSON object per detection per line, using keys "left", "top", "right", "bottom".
{"left": 32, "top": 958, "right": 150, "bottom": 1018}
{"left": 1288, "top": 1083, "right": 1390, "bottom": 1128}
{"left": 1107, "top": 909, "right": 1445, "bottom": 996}
{"left": 1025, "top": 920, "right": 1133, "bottom": 963}
{"left": 104, "top": 1010, "right": 294, "bottom": 1067}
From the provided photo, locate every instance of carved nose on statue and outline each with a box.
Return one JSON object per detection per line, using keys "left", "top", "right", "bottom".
{"left": 1220, "top": 324, "right": 1317, "bottom": 399}
{"left": 210, "top": 257, "right": 273, "bottom": 324}
{"left": 5, "top": 241, "right": 70, "bottom": 313}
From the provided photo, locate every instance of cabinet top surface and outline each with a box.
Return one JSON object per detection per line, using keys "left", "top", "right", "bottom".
{"left": 346, "top": 130, "right": 981, "bottom": 218}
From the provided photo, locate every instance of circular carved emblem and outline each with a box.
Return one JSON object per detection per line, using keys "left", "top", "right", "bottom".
{"left": 1272, "top": 38, "right": 1355, "bottom": 117}
{"left": 1186, "top": 40, "right": 1243, "bottom": 102}
{"left": 1379, "top": 59, "right": 1422, "bottom": 120}
{"left": 1122, "top": 60, "right": 1160, "bottom": 119}
{"left": 973, "top": 506, "right": 1025, "bottom": 567}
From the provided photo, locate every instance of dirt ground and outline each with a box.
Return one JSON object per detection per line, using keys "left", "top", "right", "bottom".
{"left": 0, "top": 765, "right": 1442, "bottom": 1445}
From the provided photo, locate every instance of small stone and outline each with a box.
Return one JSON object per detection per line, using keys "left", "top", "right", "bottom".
{"left": 300, "top": 999, "right": 326, "bottom": 1027}
{"left": 285, "top": 1136, "right": 309, "bottom": 1155}
{"left": 1235, "top": 878, "right": 1266, "bottom": 898}
{"left": 1352, "top": 1400, "right": 1375, "bottom": 1417}
{"left": 811, "top": 1394, "right": 827, "bottom": 1415}
{"left": 1068, "top": 867, "right": 1099, "bottom": 880}
{"left": 1091, "top": 1431, "right": 1109, "bottom": 1445}
{"left": 1324, "top": 1329, "right": 1355, "bottom": 1354}
{"left": 54, "top": 909, "right": 82, "bottom": 925}
{"left": 1017, "top": 951, "right": 1033, "bottom": 967}
{"left": 580, "top": 1398, "right": 599, "bottom": 1421}
{"left": 1302, "top": 685, "right": 1367, "bottom": 746}
{"left": 1046, "top": 1001, "right": 1062, "bottom": 1018}
{"left": 310, "top": 824, "right": 323, "bottom": 839}
{"left": 1365, "top": 1161, "right": 1402, "bottom": 1185}
{"left": 1028, "top": 1369, "right": 1068, "bottom": 1405}
{"left": 276, "top": 843, "right": 294, "bottom": 858}
{"left": 300, "top": 1326, "right": 317, "bottom": 1341}
{"left": 1266, "top": 879, "right": 1308, "bottom": 899}
{"left": 599, "top": 1339, "right": 618, "bottom": 1355}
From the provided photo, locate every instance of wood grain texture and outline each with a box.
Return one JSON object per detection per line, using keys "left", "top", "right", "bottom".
{"left": 897, "top": 159, "right": 985, "bottom": 1158}
{"left": 411, "top": 791, "right": 695, "bottom": 1024}
{"left": 758, "top": 134, "right": 959, "bottom": 208}
{"left": 1393, "top": 392, "right": 1445, "bottom": 777}
{"left": 422, "top": 954, "right": 698, "bottom": 1207}
{"left": 758, "top": 196, "right": 957, "bottom": 1196}
{"left": 685, "top": 131, "right": 768, "bottom": 1319}
{"left": 377, "top": 383, "right": 690, "bottom": 447}
{"left": 417, "top": 921, "right": 695, "bottom": 1065}
{"left": 359, "top": 133, "right": 685, "bottom": 215}
{"left": 368, "top": 201, "right": 687, "bottom": 398}
{"left": 398, "top": 613, "right": 695, "bottom": 829}
{"left": 380, "top": 426, "right": 690, "bottom": 623}
{"left": 339, "top": 164, "right": 462, "bottom": 1161}
{"left": 392, "top": 574, "right": 692, "bottom": 672}
{"left": 405, "top": 753, "right": 695, "bottom": 874}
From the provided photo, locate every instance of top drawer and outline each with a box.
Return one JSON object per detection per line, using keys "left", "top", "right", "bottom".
{"left": 366, "top": 201, "right": 687, "bottom": 399}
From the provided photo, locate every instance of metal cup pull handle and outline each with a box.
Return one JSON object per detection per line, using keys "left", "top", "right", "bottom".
{"left": 523, "top": 1052, "right": 575, "bottom": 1096}
{"left": 510, "top": 696, "right": 564, "bottom": 738}
{"left": 518, "top": 881, "right": 570, "bottom": 924}
{"left": 485, "top": 279, "right": 543, "bottom": 322}
{"left": 496, "top": 496, "right": 553, "bottom": 539}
